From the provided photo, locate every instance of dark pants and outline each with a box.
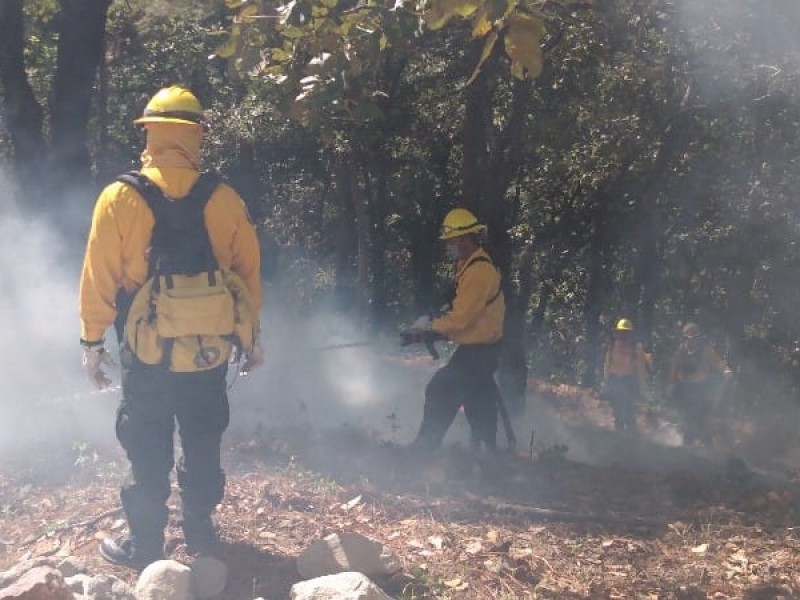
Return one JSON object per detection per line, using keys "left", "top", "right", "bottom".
{"left": 116, "top": 353, "right": 229, "bottom": 550}
{"left": 602, "top": 375, "right": 639, "bottom": 431}
{"left": 414, "top": 343, "right": 501, "bottom": 451}
{"left": 675, "top": 381, "right": 713, "bottom": 445}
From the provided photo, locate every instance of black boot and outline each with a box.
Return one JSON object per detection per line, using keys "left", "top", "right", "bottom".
{"left": 182, "top": 515, "right": 220, "bottom": 555}
{"left": 99, "top": 535, "right": 164, "bottom": 570}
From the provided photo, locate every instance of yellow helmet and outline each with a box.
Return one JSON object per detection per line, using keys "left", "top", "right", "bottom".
{"left": 439, "top": 208, "right": 486, "bottom": 240}
{"left": 682, "top": 322, "right": 700, "bottom": 338}
{"left": 615, "top": 318, "right": 634, "bottom": 331}
{"left": 133, "top": 86, "right": 208, "bottom": 128}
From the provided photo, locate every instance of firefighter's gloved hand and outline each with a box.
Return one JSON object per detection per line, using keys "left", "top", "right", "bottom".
{"left": 229, "top": 345, "right": 242, "bottom": 365}
{"left": 409, "top": 315, "right": 432, "bottom": 331}
{"left": 82, "top": 344, "right": 116, "bottom": 390}
{"left": 240, "top": 339, "right": 264, "bottom": 376}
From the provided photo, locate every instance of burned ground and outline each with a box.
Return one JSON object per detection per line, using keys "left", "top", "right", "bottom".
{"left": 1, "top": 373, "right": 800, "bottom": 599}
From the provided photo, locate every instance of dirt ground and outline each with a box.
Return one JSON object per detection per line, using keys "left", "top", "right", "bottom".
{"left": 2, "top": 378, "right": 800, "bottom": 599}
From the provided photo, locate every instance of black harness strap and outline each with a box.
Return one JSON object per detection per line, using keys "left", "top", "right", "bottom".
{"left": 113, "top": 171, "right": 222, "bottom": 365}
{"left": 460, "top": 255, "right": 503, "bottom": 306}
{"left": 116, "top": 171, "right": 222, "bottom": 277}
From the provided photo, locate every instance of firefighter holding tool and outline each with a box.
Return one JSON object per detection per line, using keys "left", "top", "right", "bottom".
{"left": 402, "top": 208, "right": 512, "bottom": 452}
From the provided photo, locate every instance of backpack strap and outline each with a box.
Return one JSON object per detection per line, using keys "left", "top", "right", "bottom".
{"left": 460, "top": 255, "right": 503, "bottom": 306}
{"left": 117, "top": 171, "right": 222, "bottom": 278}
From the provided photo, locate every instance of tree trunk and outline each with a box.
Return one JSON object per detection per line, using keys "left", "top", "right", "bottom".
{"left": 350, "top": 163, "right": 371, "bottom": 328}
{"left": 49, "top": 0, "right": 112, "bottom": 192}
{"left": 366, "top": 157, "right": 389, "bottom": 328}
{"left": 582, "top": 199, "right": 612, "bottom": 387}
{"left": 334, "top": 161, "right": 357, "bottom": 311}
{"left": 0, "top": 0, "right": 46, "bottom": 197}
{"left": 460, "top": 44, "right": 533, "bottom": 413}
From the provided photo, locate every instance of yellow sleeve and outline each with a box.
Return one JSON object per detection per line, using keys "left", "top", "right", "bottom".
{"left": 432, "top": 263, "right": 496, "bottom": 338}
{"left": 78, "top": 185, "right": 125, "bottom": 342}
{"left": 231, "top": 219, "right": 261, "bottom": 315}
{"left": 225, "top": 188, "right": 262, "bottom": 313}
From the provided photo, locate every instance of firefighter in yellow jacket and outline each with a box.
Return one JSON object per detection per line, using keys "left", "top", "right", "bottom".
{"left": 668, "top": 322, "right": 733, "bottom": 446}
{"left": 78, "top": 86, "right": 262, "bottom": 569}
{"left": 407, "top": 208, "right": 505, "bottom": 451}
{"left": 601, "top": 318, "right": 649, "bottom": 432}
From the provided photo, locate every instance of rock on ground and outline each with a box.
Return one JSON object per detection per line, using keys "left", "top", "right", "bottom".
{"left": 290, "top": 572, "right": 392, "bottom": 600}
{"left": 296, "top": 533, "right": 400, "bottom": 579}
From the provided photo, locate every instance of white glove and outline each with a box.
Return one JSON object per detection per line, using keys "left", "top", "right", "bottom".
{"left": 82, "top": 344, "right": 116, "bottom": 390}
{"left": 410, "top": 315, "right": 432, "bottom": 332}
{"left": 229, "top": 344, "right": 241, "bottom": 365}
{"left": 240, "top": 339, "right": 264, "bottom": 376}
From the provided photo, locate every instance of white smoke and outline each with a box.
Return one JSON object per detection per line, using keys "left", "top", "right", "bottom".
{"left": 0, "top": 169, "right": 118, "bottom": 466}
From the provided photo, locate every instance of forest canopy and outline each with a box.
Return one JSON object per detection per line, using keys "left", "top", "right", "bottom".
{"left": 2, "top": 0, "right": 800, "bottom": 424}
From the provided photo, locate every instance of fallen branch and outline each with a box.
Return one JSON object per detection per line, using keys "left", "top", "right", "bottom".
{"left": 62, "top": 507, "right": 123, "bottom": 530}
{"left": 462, "top": 492, "right": 666, "bottom": 528}
{"left": 19, "top": 507, "right": 123, "bottom": 548}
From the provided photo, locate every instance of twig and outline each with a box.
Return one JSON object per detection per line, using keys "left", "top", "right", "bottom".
{"left": 19, "top": 507, "right": 123, "bottom": 547}
{"left": 64, "top": 507, "right": 123, "bottom": 530}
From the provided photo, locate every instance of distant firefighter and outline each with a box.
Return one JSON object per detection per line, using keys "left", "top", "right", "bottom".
{"left": 601, "top": 318, "right": 649, "bottom": 432}
{"left": 667, "top": 323, "right": 733, "bottom": 446}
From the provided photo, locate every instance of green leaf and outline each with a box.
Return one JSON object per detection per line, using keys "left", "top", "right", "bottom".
{"left": 237, "top": 4, "right": 260, "bottom": 22}
{"left": 379, "top": 33, "right": 389, "bottom": 50}
{"left": 504, "top": 13, "right": 545, "bottom": 78}
{"left": 471, "top": 7, "right": 492, "bottom": 37}
{"left": 466, "top": 30, "right": 498, "bottom": 85}
{"left": 281, "top": 26, "right": 306, "bottom": 38}
{"left": 454, "top": 0, "right": 482, "bottom": 18}
{"left": 271, "top": 47, "right": 293, "bottom": 62}
{"left": 423, "top": 0, "right": 463, "bottom": 30}
{"left": 212, "top": 25, "right": 241, "bottom": 58}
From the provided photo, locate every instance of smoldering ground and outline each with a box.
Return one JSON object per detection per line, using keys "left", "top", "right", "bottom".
{"left": 0, "top": 164, "right": 790, "bottom": 486}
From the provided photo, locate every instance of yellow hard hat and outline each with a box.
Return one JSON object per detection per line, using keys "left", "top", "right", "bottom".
{"left": 133, "top": 86, "right": 208, "bottom": 128}
{"left": 682, "top": 322, "right": 700, "bottom": 338}
{"left": 439, "top": 208, "right": 486, "bottom": 240}
{"left": 615, "top": 318, "right": 634, "bottom": 331}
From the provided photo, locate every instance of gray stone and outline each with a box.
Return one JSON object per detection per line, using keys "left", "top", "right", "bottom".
{"left": 64, "top": 573, "right": 91, "bottom": 596}
{"left": 0, "top": 566, "right": 73, "bottom": 600}
{"left": 290, "top": 572, "right": 392, "bottom": 600}
{"left": 56, "top": 558, "right": 86, "bottom": 579}
{"left": 190, "top": 556, "right": 227, "bottom": 599}
{"left": 296, "top": 533, "right": 400, "bottom": 579}
{"left": 85, "top": 574, "right": 115, "bottom": 599}
{"left": 0, "top": 558, "right": 56, "bottom": 589}
{"left": 134, "top": 560, "right": 193, "bottom": 600}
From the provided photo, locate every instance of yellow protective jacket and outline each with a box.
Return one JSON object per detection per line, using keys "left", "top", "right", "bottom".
{"left": 669, "top": 343, "right": 729, "bottom": 384}
{"left": 79, "top": 125, "right": 261, "bottom": 343}
{"left": 432, "top": 248, "right": 504, "bottom": 345}
{"left": 603, "top": 340, "right": 648, "bottom": 390}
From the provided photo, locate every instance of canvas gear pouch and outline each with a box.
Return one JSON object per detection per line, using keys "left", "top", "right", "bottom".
{"left": 155, "top": 272, "right": 235, "bottom": 338}
{"left": 118, "top": 171, "right": 256, "bottom": 372}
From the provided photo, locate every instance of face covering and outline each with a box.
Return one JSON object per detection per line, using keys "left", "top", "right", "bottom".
{"left": 446, "top": 243, "right": 460, "bottom": 260}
